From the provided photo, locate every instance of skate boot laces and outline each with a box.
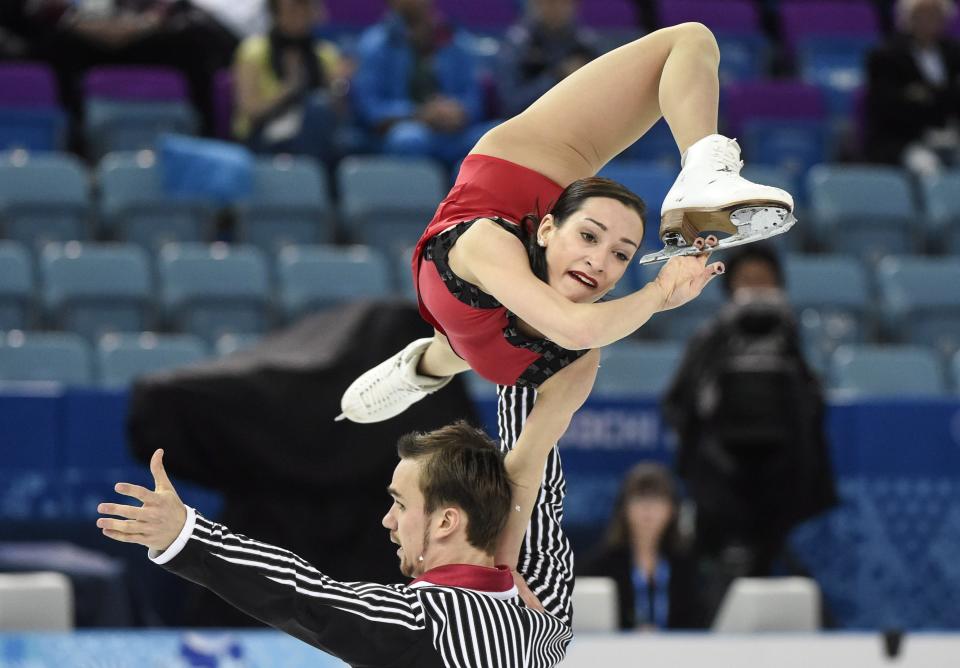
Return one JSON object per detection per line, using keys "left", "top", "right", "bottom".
{"left": 355, "top": 358, "right": 424, "bottom": 412}
{"left": 712, "top": 138, "right": 744, "bottom": 175}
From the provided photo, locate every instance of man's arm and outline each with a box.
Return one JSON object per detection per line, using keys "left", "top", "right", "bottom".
{"left": 494, "top": 351, "right": 599, "bottom": 584}
{"left": 98, "top": 451, "right": 426, "bottom": 665}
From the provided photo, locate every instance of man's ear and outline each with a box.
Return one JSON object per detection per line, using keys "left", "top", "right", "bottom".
{"left": 434, "top": 506, "right": 462, "bottom": 540}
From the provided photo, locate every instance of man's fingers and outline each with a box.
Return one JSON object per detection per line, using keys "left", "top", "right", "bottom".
{"left": 97, "top": 502, "right": 142, "bottom": 520}
{"left": 96, "top": 517, "right": 140, "bottom": 533}
{"left": 150, "top": 449, "right": 173, "bottom": 491}
{"left": 114, "top": 482, "right": 152, "bottom": 503}
{"left": 101, "top": 528, "right": 146, "bottom": 544}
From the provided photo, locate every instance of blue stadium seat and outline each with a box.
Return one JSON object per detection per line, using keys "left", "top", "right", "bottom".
{"left": 0, "top": 151, "right": 90, "bottom": 248}
{"left": 277, "top": 244, "right": 392, "bottom": 319}
{"left": 621, "top": 118, "right": 679, "bottom": 170}
{"left": 0, "top": 241, "right": 33, "bottom": 330}
{"left": 807, "top": 165, "right": 918, "bottom": 258}
{"left": 952, "top": 350, "right": 960, "bottom": 394}
{"left": 0, "top": 108, "right": 66, "bottom": 153}
{"left": 158, "top": 243, "right": 271, "bottom": 343}
{"left": 236, "top": 156, "right": 335, "bottom": 253}
{"left": 829, "top": 344, "right": 946, "bottom": 398}
{"left": 797, "top": 36, "right": 874, "bottom": 118}
{"left": 40, "top": 242, "right": 152, "bottom": 340}
{"left": 716, "top": 33, "right": 769, "bottom": 84}
{"left": 740, "top": 164, "right": 804, "bottom": 250}
{"left": 597, "top": 160, "right": 675, "bottom": 250}
{"left": 742, "top": 119, "right": 830, "bottom": 184}
{"left": 337, "top": 156, "right": 448, "bottom": 254}
{"left": 594, "top": 341, "right": 684, "bottom": 396}
{"left": 84, "top": 100, "right": 198, "bottom": 160}
{"left": 97, "top": 332, "right": 207, "bottom": 387}
{"left": 393, "top": 246, "right": 418, "bottom": 303}
{"left": 921, "top": 170, "right": 960, "bottom": 254}
{"left": 876, "top": 256, "right": 960, "bottom": 354}
{"left": 785, "top": 254, "right": 872, "bottom": 353}
{"left": 0, "top": 330, "right": 92, "bottom": 384}
{"left": 634, "top": 262, "right": 726, "bottom": 340}
{"left": 97, "top": 152, "right": 214, "bottom": 250}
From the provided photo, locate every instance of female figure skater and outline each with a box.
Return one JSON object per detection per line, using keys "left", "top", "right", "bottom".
{"left": 340, "top": 23, "right": 794, "bottom": 622}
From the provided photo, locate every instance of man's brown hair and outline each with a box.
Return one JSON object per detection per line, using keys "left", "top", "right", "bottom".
{"left": 396, "top": 421, "right": 512, "bottom": 555}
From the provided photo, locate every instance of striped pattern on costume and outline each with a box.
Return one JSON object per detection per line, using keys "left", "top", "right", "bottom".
{"left": 164, "top": 513, "right": 571, "bottom": 667}
{"left": 496, "top": 384, "right": 575, "bottom": 626}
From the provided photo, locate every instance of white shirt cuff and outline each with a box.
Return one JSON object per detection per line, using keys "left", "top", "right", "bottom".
{"left": 149, "top": 505, "right": 196, "bottom": 565}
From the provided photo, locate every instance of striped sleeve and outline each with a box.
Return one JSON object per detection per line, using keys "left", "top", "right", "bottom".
{"left": 154, "top": 511, "right": 429, "bottom": 665}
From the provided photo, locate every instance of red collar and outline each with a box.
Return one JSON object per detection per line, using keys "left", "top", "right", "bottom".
{"left": 409, "top": 564, "right": 515, "bottom": 596}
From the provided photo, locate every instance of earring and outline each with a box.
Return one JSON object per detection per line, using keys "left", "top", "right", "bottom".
{"left": 418, "top": 555, "right": 424, "bottom": 562}
{"left": 537, "top": 239, "right": 546, "bottom": 247}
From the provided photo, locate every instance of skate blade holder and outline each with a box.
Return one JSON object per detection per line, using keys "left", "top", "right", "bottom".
{"left": 638, "top": 206, "right": 796, "bottom": 265}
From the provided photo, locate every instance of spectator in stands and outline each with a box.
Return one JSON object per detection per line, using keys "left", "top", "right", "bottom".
{"left": 233, "top": 0, "right": 352, "bottom": 164}
{"left": 662, "top": 243, "right": 837, "bottom": 618}
{"left": 578, "top": 462, "right": 707, "bottom": 630}
{"left": 352, "top": 0, "right": 493, "bottom": 165}
{"left": 864, "top": 0, "right": 960, "bottom": 175}
{"left": 23, "top": 0, "right": 237, "bottom": 139}
{"left": 497, "top": 0, "right": 601, "bottom": 119}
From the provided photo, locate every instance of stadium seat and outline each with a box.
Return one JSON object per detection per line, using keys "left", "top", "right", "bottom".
{"left": 0, "top": 572, "right": 73, "bottom": 631}
{"left": 634, "top": 262, "right": 726, "bottom": 340}
{"left": 742, "top": 118, "right": 830, "bottom": 183}
{"left": 621, "top": 118, "right": 680, "bottom": 170}
{"left": 97, "top": 332, "right": 208, "bottom": 387}
{"left": 876, "top": 256, "right": 960, "bottom": 354}
{"left": 571, "top": 577, "right": 619, "bottom": 633}
{"left": 579, "top": 0, "right": 642, "bottom": 51}
{"left": 97, "top": 151, "right": 214, "bottom": 250}
{"left": 713, "top": 577, "right": 821, "bottom": 632}
{"left": 436, "top": 0, "right": 517, "bottom": 32}
{"left": 0, "top": 151, "right": 90, "bottom": 248}
{"left": 797, "top": 36, "right": 874, "bottom": 118}
{"left": 779, "top": 1, "right": 880, "bottom": 56}
{"left": 829, "top": 344, "right": 947, "bottom": 397}
{"left": 40, "top": 242, "right": 152, "bottom": 340}
{"left": 785, "top": 254, "right": 872, "bottom": 352}
{"left": 236, "top": 156, "right": 334, "bottom": 253}
{"left": 952, "top": 350, "right": 960, "bottom": 394}
{"left": 337, "top": 156, "right": 447, "bottom": 254}
{"left": 211, "top": 69, "right": 233, "bottom": 140}
{"left": 83, "top": 66, "right": 199, "bottom": 159}
{"left": 0, "top": 62, "right": 66, "bottom": 152}
{"left": 0, "top": 330, "right": 92, "bottom": 385}
{"left": 0, "top": 241, "right": 33, "bottom": 331}
{"left": 594, "top": 341, "right": 684, "bottom": 396}
{"left": 277, "top": 244, "right": 392, "bottom": 319}
{"left": 597, "top": 160, "right": 675, "bottom": 250}
{"left": 807, "top": 165, "right": 918, "bottom": 258}
{"left": 740, "top": 164, "right": 804, "bottom": 249}
{"left": 158, "top": 243, "right": 271, "bottom": 343}
{"left": 393, "top": 246, "right": 418, "bottom": 303}
{"left": 921, "top": 170, "right": 960, "bottom": 254}
{"left": 723, "top": 81, "right": 826, "bottom": 139}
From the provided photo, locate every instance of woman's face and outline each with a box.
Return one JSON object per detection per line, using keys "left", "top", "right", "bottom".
{"left": 626, "top": 496, "right": 674, "bottom": 543}
{"left": 275, "top": 0, "right": 324, "bottom": 38}
{"left": 538, "top": 197, "right": 644, "bottom": 303}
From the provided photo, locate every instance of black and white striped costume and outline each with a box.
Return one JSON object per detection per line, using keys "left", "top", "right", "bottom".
{"left": 496, "top": 384, "right": 574, "bottom": 626}
{"left": 151, "top": 489, "right": 573, "bottom": 667}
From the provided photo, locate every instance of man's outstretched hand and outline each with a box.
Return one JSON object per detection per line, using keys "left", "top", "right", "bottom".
{"left": 97, "top": 449, "right": 187, "bottom": 552}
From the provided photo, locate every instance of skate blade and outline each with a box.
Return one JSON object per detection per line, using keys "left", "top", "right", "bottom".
{"left": 640, "top": 208, "right": 796, "bottom": 265}
{"left": 334, "top": 413, "right": 347, "bottom": 422}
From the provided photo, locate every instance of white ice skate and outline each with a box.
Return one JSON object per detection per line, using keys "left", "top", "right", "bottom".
{"left": 639, "top": 134, "right": 796, "bottom": 264}
{"left": 335, "top": 338, "right": 453, "bottom": 423}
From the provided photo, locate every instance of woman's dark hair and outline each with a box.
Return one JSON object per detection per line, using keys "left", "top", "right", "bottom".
{"left": 396, "top": 421, "right": 513, "bottom": 555}
{"left": 721, "top": 242, "right": 785, "bottom": 296}
{"left": 519, "top": 176, "right": 647, "bottom": 282}
{"left": 604, "top": 462, "right": 681, "bottom": 556}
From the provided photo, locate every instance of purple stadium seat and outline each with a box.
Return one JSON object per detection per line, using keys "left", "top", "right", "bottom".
{"left": 723, "top": 80, "right": 826, "bottom": 137}
{"left": 211, "top": 69, "right": 234, "bottom": 140}
{"left": 658, "top": 0, "right": 760, "bottom": 33}
{"left": 326, "top": 0, "right": 384, "bottom": 29}
{"left": 579, "top": 0, "right": 640, "bottom": 28}
{"left": 0, "top": 62, "right": 59, "bottom": 107}
{"left": 84, "top": 66, "right": 188, "bottom": 101}
{"left": 780, "top": 1, "right": 880, "bottom": 52}
{"left": 437, "top": 0, "right": 518, "bottom": 30}
{"left": 950, "top": 10, "right": 960, "bottom": 37}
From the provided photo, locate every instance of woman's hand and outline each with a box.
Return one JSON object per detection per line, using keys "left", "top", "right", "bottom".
{"left": 97, "top": 449, "right": 187, "bottom": 552}
{"left": 653, "top": 235, "right": 725, "bottom": 311}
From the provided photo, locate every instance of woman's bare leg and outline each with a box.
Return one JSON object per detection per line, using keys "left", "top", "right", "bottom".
{"left": 417, "top": 330, "right": 472, "bottom": 377}
{"left": 471, "top": 23, "right": 721, "bottom": 187}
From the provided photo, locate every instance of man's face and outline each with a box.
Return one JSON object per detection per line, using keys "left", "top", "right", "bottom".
{"left": 382, "top": 458, "right": 431, "bottom": 578}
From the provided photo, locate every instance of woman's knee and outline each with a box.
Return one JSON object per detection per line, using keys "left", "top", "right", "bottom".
{"left": 669, "top": 22, "right": 720, "bottom": 61}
